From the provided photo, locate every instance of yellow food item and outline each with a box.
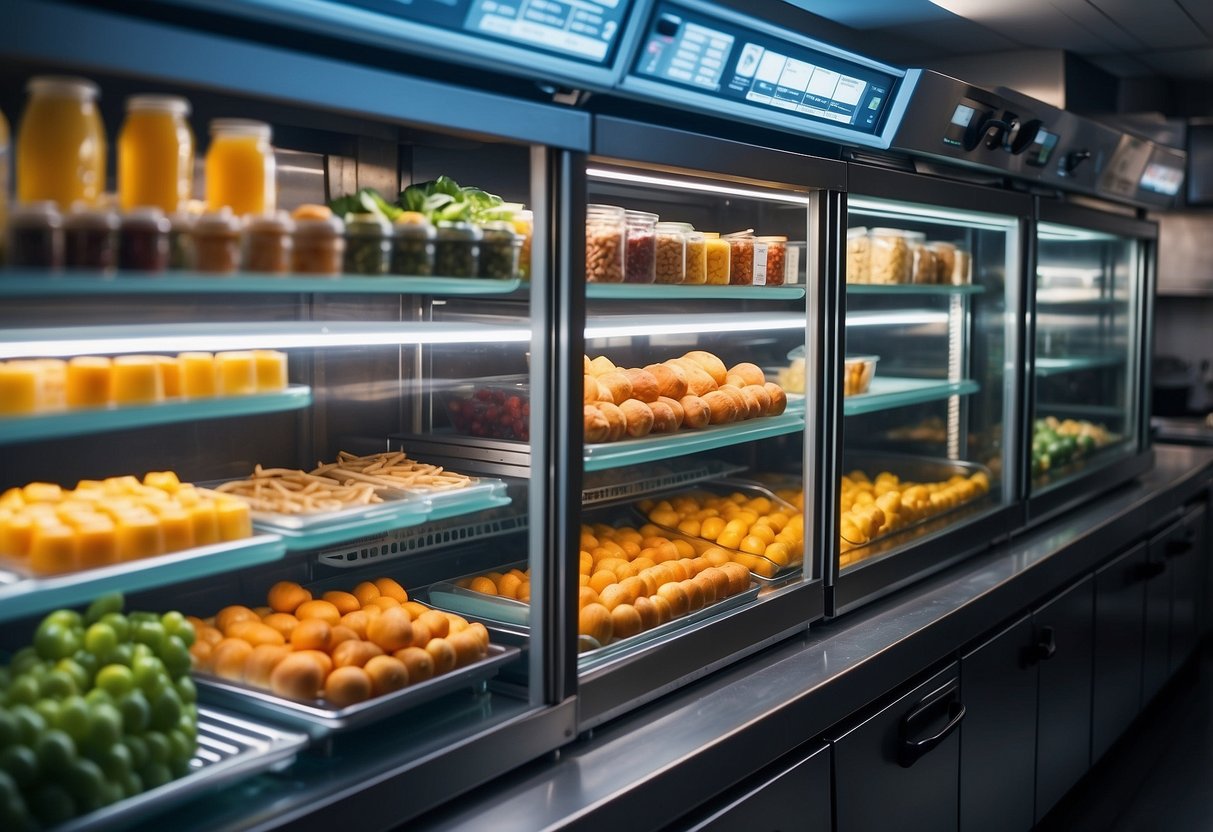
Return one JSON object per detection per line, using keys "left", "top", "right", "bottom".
{"left": 214, "top": 497, "right": 252, "bottom": 541}
{"left": 215, "top": 351, "right": 256, "bottom": 396}
{"left": 65, "top": 356, "right": 112, "bottom": 408}
{"left": 110, "top": 355, "right": 164, "bottom": 404}
{"left": 253, "top": 350, "right": 289, "bottom": 392}
{"left": 180, "top": 352, "right": 217, "bottom": 398}
{"left": 153, "top": 355, "right": 183, "bottom": 398}
{"left": 0, "top": 363, "right": 39, "bottom": 415}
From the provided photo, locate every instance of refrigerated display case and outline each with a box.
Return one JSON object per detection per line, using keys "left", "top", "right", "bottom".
{"left": 829, "top": 166, "right": 1026, "bottom": 614}
{"left": 1028, "top": 200, "right": 1156, "bottom": 522}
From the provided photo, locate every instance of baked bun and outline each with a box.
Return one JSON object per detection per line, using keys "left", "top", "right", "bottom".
{"left": 702, "top": 390, "right": 738, "bottom": 425}
{"left": 670, "top": 359, "right": 718, "bottom": 396}
{"left": 583, "top": 374, "right": 600, "bottom": 404}
{"left": 584, "top": 405, "right": 609, "bottom": 443}
{"left": 763, "top": 382, "right": 787, "bottom": 416}
{"left": 717, "top": 385, "right": 751, "bottom": 419}
{"left": 726, "top": 362, "right": 766, "bottom": 387}
{"left": 657, "top": 396, "right": 685, "bottom": 428}
{"left": 737, "top": 385, "right": 765, "bottom": 420}
{"left": 742, "top": 384, "right": 772, "bottom": 415}
{"left": 596, "top": 402, "right": 627, "bottom": 441}
{"left": 679, "top": 395, "right": 711, "bottom": 429}
{"left": 649, "top": 399, "right": 679, "bottom": 433}
{"left": 622, "top": 368, "right": 660, "bottom": 403}
{"left": 618, "top": 399, "right": 654, "bottom": 438}
{"left": 682, "top": 351, "right": 728, "bottom": 386}
{"left": 583, "top": 355, "right": 592, "bottom": 374}
{"left": 596, "top": 380, "right": 615, "bottom": 403}
{"left": 644, "top": 363, "right": 688, "bottom": 399}
{"left": 589, "top": 356, "right": 617, "bottom": 377}
{"left": 597, "top": 372, "right": 633, "bottom": 405}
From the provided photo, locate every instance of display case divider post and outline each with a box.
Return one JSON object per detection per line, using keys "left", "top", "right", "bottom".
{"left": 823, "top": 189, "right": 847, "bottom": 603}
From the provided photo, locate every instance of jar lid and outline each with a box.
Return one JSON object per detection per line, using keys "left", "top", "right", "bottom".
{"left": 344, "top": 212, "right": 392, "bottom": 236}
{"left": 480, "top": 220, "right": 518, "bottom": 235}
{"left": 9, "top": 201, "right": 62, "bottom": 226}
{"left": 847, "top": 226, "right": 869, "bottom": 239}
{"left": 655, "top": 221, "right": 694, "bottom": 232}
{"left": 869, "top": 227, "right": 915, "bottom": 237}
{"left": 194, "top": 209, "right": 243, "bottom": 234}
{"left": 62, "top": 206, "right": 119, "bottom": 231}
{"left": 291, "top": 204, "right": 333, "bottom": 222}
{"left": 701, "top": 232, "right": 721, "bottom": 239}
{"left": 722, "top": 229, "right": 755, "bottom": 239}
{"left": 294, "top": 216, "right": 345, "bottom": 237}
{"left": 436, "top": 220, "right": 483, "bottom": 239}
{"left": 247, "top": 211, "right": 295, "bottom": 233}
{"left": 126, "top": 94, "right": 191, "bottom": 116}
{"left": 393, "top": 213, "right": 436, "bottom": 239}
{"left": 121, "top": 207, "right": 171, "bottom": 231}
{"left": 624, "top": 210, "right": 659, "bottom": 224}
{"left": 209, "top": 118, "right": 272, "bottom": 140}
{"left": 755, "top": 235, "right": 788, "bottom": 243}
{"left": 587, "top": 203, "right": 625, "bottom": 217}
{"left": 27, "top": 76, "right": 99, "bottom": 100}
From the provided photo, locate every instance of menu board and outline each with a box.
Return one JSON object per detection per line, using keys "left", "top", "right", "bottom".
{"left": 632, "top": 3, "right": 897, "bottom": 135}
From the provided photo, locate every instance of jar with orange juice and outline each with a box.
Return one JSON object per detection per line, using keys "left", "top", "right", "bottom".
{"left": 205, "top": 119, "right": 275, "bottom": 217}
{"left": 118, "top": 95, "right": 194, "bottom": 213}
{"left": 16, "top": 76, "right": 107, "bottom": 208}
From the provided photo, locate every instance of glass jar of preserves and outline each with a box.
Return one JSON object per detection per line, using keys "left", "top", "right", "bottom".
{"left": 434, "top": 220, "right": 482, "bottom": 278}
{"left": 17, "top": 76, "right": 107, "bottom": 209}
{"left": 344, "top": 212, "right": 391, "bottom": 275}
{"left": 193, "top": 209, "right": 242, "bottom": 274}
{"left": 868, "top": 228, "right": 912, "bottom": 284}
{"left": 292, "top": 211, "right": 345, "bottom": 276}
{"left": 654, "top": 221, "right": 691, "bottom": 284}
{"left": 683, "top": 227, "right": 707, "bottom": 285}
{"left": 724, "top": 230, "right": 756, "bottom": 285}
{"left": 624, "top": 210, "right": 658, "bottom": 283}
{"left": 118, "top": 207, "right": 171, "bottom": 272}
{"left": 586, "top": 203, "right": 625, "bottom": 284}
{"left": 391, "top": 213, "right": 436, "bottom": 276}
{"left": 205, "top": 119, "right": 275, "bottom": 217}
{"left": 118, "top": 94, "right": 194, "bottom": 214}
{"left": 511, "top": 208, "right": 533, "bottom": 281}
{"left": 479, "top": 220, "right": 520, "bottom": 280}
{"left": 756, "top": 236, "right": 787, "bottom": 287}
{"left": 63, "top": 206, "right": 118, "bottom": 271}
{"left": 245, "top": 212, "right": 293, "bottom": 274}
{"left": 702, "top": 232, "right": 730, "bottom": 285}
{"left": 7, "top": 201, "right": 63, "bottom": 268}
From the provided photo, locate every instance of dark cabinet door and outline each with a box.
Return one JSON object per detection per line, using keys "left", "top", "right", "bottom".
{"left": 1168, "top": 506, "right": 1207, "bottom": 673}
{"left": 833, "top": 663, "right": 962, "bottom": 832}
{"left": 1142, "top": 527, "right": 1172, "bottom": 705}
{"left": 686, "top": 743, "right": 830, "bottom": 832}
{"left": 959, "top": 615, "right": 1036, "bottom": 832}
{"left": 1092, "top": 543, "right": 1148, "bottom": 763}
{"left": 1034, "top": 575, "right": 1094, "bottom": 823}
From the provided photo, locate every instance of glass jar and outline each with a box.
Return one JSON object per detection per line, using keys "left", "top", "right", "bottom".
{"left": 193, "top": 209, "right": 242, "bottom": 274}
{"left": 434, "top": 221, "right": 482, "bottom": 278}
{"left": 205, "top": 119, "right": 275, "bottom": 216}
{"left": 724, "top": 231, "right": 756, "bottom": 285}
{"left": 683, "top": 227, "right": 707, "bottom": 285}
{"left": 624, "top": 210, "right": 657, "bottom": 283}
{"left": 63, "top": 207, "right": 118, "bottom": 270}
{"left": 479, "top": 220, "right": 520, "bottom": 280}
{"left": 846, "top": 227, "right": 870, "bottom": 284}
{"left": 7, "top": 201, "right": 63, "bottom": 268}
{"left": 118, "top": 95, "right": 193, "bottom": 214}
{"left": 702, "top": 232, "right": 730, "bottom": 285}
{"left": 292, "top": 214, "right": 345, "bottom": 275}
{"left": 118, "top": 207, "right": 171, "bottom": 272}
{"left": 17, "top": 76, "right": 107, "bottom": 208}
{"left": 757, "top": 236, "right": 787, "bottom": 286}
{"left": 585, "top": 203, "right": 625, "bottom": 284}
{"left": 868, "top": 228, "right": 912, "bottom": 284}
{"left": 245, "top": 212, "right": 293, "bottom": 274}
{"left": 390, "top": 213, "right": 436, "bottom": 276}
{"left": 511, "top": 208, "right": 533, "bottom": 280}
{"left": 167, "top": 213, "right": 195, "bottom": 270}
{"left": 654, "top": 221, "right": 691, "bottom": 284}
{"left": 344, "top": 212, "right": 391, "bottom": 275}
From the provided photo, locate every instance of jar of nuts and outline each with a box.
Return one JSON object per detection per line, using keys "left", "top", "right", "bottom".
{"left": 585, "top": 203, "right": 625, "bottom": 283}
{"left": 756, "top": 235, "right": 787, "bottom": 286}
{"left": 684, "top": 228, "right": 707, "bottom": 284}
{"left": 868, "top": 228, "right": 912, "bottom": 285}
{"left": 624, "top": 209, "right": 657, "bottom": 283}
{"left": 846, "top": 227, "right": 870, "bottom": 284}
{"left": 654, "top": 221, "right": 691, "bottom": 284}
{"left": 702, "top": 232, "right": 730, "bottom": 285}
{"left": 724, "top": 230, "right": 756, "bottom": 285}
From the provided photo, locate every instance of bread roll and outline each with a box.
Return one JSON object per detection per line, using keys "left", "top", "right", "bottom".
{"left": 584, "top": 405, "right": 609, "bottom": 443}
{"left": 618, "top": 399, "right": 654, "bottom": 437}
{"left": 622, "top": 368, "right": 660, "bottom": 403}
{"left": 679, "top": 395, "right": 711, "bottom": 429}
{"left": 658, "top": 396, "right": 685, "bottom": 428}
{"left": 742, "top": 384, "right": 772, "bottom": 415}
{"left": 737, "top": 386, "right": 765, "bottom": 420}
{"left": 596, "top": 401, "right": 627, "bottom": 441}
{"left": 583, "top": 374, "right": 600, "bottom": 404}
{"left": 682, "top": 351, "right": 728, "bottom": 386}
{"left": 597, "top": 372, "right": 633, "bottom": 405}
{"left": 597, "top": 380, "right": 615, "bottom": 403}
{"left": 670, "top": 359, "right": 718, "bottom": 396}
{"left": 645, "top": 363, "right": 688, "bottom": 399}
{"left": 763, "top": 382, "right": 787, "bottom": 416}
{"left": 717, "top": 385, "right": 751, "bottom": 419}
{"left": 583, "top": 355, "right": 592, "bottom": 374}
{"left": 726, "top": 362, "right": 766, "bottom": 387}
{"left": 702, "top": 390, "right": 738, "bottom": 425}
{"left": 589, "top": 356, "right": 617, "bottom": 377}
{"left": 649, "top": 400, "right": 679, "bottom": 433}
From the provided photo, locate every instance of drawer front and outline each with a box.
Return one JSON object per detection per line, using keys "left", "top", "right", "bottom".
{"left": 1092, "top": 543, "right": 1148, "bottom": 763}
{"left": 687, "top": 744, "right": 830, "bottom": 832}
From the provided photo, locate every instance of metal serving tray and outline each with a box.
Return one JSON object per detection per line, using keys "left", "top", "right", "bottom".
{"left": 56, "top": 707, "right": 307, "bottom": 832}
{"left": 195, "top": 644, "right": 518, "bottom": 739}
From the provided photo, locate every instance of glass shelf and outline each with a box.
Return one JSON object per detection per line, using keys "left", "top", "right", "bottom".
{"left": 1034, "top": 355, "right": 1126, "bottom": 377}
{"left": 0, "top": 535, "right": 286, "bottom": 625}
{"left": 0, "top": 270, "right": 522, "bottom": 296}
{"left": 846, "top": 283, "right": 985, "bottom": 296}
{"left": 843, "top": 377, "right": 980, "bottom": 416}
{"left": 0, "top": 385, "right": 312, "bottom": 444}
{"left": 587, "top": 283, "right": 806, "bottom": 301}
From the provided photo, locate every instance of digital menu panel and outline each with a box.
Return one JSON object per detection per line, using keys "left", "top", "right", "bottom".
{"left": 1139, "top": 162, "right": 1183, "bottom": 196}
{"left": 632, "top": 3, "right": 897, "bottom": 135}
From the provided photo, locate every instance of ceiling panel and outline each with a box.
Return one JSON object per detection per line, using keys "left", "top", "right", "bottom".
{"left": 1088, "top": 0, "right": 1210, "bottom": 49}
{"left": 931, "top": 0, "right": 1128, "bottom": 52}
{"left": 1085, "top": 51, "right": 1159, "bottom": 77}
{"left": 1175, "top": 0, "right": 1213, "bottom": 36}
{"left": 1135, "top": 46, "right": 1213, "bottom": 78}
{"left": 865, "top": 19, "right": 1022, "bottom": 61}
{"left": 1048, "top": 0, "right": 1145, "bottom": 52}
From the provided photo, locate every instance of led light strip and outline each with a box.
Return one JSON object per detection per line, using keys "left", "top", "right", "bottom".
{"left": 586, "top": 167, "right": 812, "bottom": 205}
{"left": 848, "top": 197, "right": 1019, "bottom": 231}
{"left": 846, "top": 311, "right": 950, "bottom": 327}
{"left": 585, "top": 315, "right": 806, "bottom": 339}
{"left": 1037, "top": 223, "right": 1120, "bottom": 243}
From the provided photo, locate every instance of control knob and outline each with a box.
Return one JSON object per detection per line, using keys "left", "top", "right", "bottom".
{"left": 1061, "top": 149, "right": 1092, "bottom": 175}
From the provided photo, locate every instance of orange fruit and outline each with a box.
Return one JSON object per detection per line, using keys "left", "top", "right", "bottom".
{"left": 332, "top": 639, "right": 384, "bottom": 668}
{"left": 578, "top": 603, "right": 613, "bottom": 644}
{"left": 367, "top": 606, "right": 413, "bottom": 653}
{"left": 186, "top": 615, "right": 207, "bottom": 633}
{"left": 610, "top": 604, "right": 642, "bottom": 640}
{"left": 578, "top": 586, "right": 599, "bottom": 609}
{"left": 329, "top": 625, "right": 359, "bottom": 648}
{"left": 633, "top": 595, "right": 659, "bottom": 631}
{"left": 321, "top": 591, "right": 361, "bottom": 615}
{"left": 295, "top": 600, "right": 341, "bottom": 626}
{"left": 365, "top": 655, "right": 410, "bottom": 696}
{"left": 211, "top": 638, "right": 254, "bottom": 681}
{"left": 374, "top": 577, "right": 409, "bottom": 603}
{"left": 262, "top": 613, "right": 300, "bottom": 639}
{"left": 215, "top": 605, "right": 259, "bottom": 634}
{"left": 469, "top": 576, "right": 497, "bottom": 596}
{"left": 680, "top": 579, "right": 704, "bottom": 612}
{"left": 227, "top": 620, "right": 287, "bottom": 647}
{"left": 402, "top": 601, "right": 429, "bottom": 619}
{"left": 394, "top": 646, "right": 435, "bottom": 683}
{"left": 267, "top": 581, "right": 311, "bottom": 614}
{"left": 294, "top": 649, "right": 333, "bottom": 677}
{"left": 448, "top": 630, "right": 486, "bottom": 668}
{"left": 360, "top": 603, "right": 383, "bottom": 620}
{"left": 656, "top": 582, "right": 689, "bottom": 618}
{"left": 588, "top": 570, "right": 617, "bottom": 595}
{"left": 244, "top": 644, "right": 291, "bottom": 688}
{"left": 368, "top": 596, "right": 401, "bottom": 612}
{"left": 408, "top": 620, "right": 432, "bottom": 650}
{"left": 189, "top": 640, "right": 213, "bottom": 671}
{"left": 516, "top": 581, "right": 532, "bottom": 603}
{"left": 340, "top": 610, "right": 370, "bottom": 640}
{"left": 425, "top": 638, "right": 457, "bottom": 675}
{"left": 417, "top": 609, "right": 450, "bottom": 639}
{"left": 271, "top": 652, "right": 324, "bottom": 702}
{"left": 197, "top": 625, "right": 224, "bottom": 647}
{"left": 290, "top": 618, "right": 332, "bottom": 652}
{"left": 497, "top": 573, "right": 522, "bottom": 600}
{"left": 253, "top": 605, "right": 273, "bottom": 618}
{"left": 324, "top": 666, "right": 372, "bottom": 707}
{"left": 352, "top": 581, "right": 380, "bottom": 606}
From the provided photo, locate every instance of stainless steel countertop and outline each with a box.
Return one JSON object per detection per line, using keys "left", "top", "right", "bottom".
{"left": 419, "top": 445, "right": 1213, "bottom": 832}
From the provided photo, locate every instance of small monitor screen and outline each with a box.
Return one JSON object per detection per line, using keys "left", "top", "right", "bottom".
{"left": 1139, "top": 162, "right": 1183, "bottom": 196}
{"left": 1025, "top": 129, "right": 1059, "bottom": 168}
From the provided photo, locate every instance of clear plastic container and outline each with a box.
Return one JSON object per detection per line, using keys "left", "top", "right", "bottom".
{"left": 343, "top": 212, "right": 391, "bottom": 275}
{"left": 725, "top": 231, "right": 756, "bottom": 285}
{"left": 926, "top": 241, "right": 956, "bottom": 285}
{"left": 167, "top": 212, "right": 195, "bottom": 270}
{"left": 907, "top": 233, "right": 936, "bottom": 285}
{"left": 292, "top": 212, "right": 345, "bottom": 275}
{"left": 846, "top": 226, "right": 870, "bottom": 284}
{"left": 118, "top": 207, "right": 170, "bottom": 272}
{"left": 63, "top": 206, "right": 118, "bottom": 270}
{"left": 511, "top": 208, "right": 533, "bottom": 281}
{"left": 205, "top": 119, "right": 275, "bottom": 216}
{"left": 17, "top": 77, "right": 106, "bottom": 209}
{"left": 703, "top": 232, "right": 730, "bottom": 285}
{"left": 118, "top": 94, "right": 194, "bottom": 214}
{"left": 441, "top": 374, "right": 531, "bottom": 441}
{"left": 193, "top": 208, "right": 243, "bottom": 274}
{"left": 868, "top": 228, "right": 912, "bottom": 285}
{"left": 478, "top": 220, "right": 521, "bottom": 280}
{"left": 950, "top": 246, "right": 973, "bottom": 285}
{"left": 757, "top": 236, "right": 787, "bottom": 287}
{"left": 624, "top": 209, "right": 658, "bottom": 284}
{"left": 654, "top": 221, "right": 690, "bottom": 284}
{"left": 585, "top": 204, "right": 626, "bottom": 284}
{"left": 844, "top": 355, "right": 880, "bottom": 397}
{"left": 391, "top": 213, "right": 436, "bottom": 276}
{"left": 7, "top": 201, "right": 63, "bottom": 268}
{"left": 785, "top": 241, "right": 804, "bottom": 285}
{"left": 244, "top": 212, "right": 293, "bottom": 274}
{"left": 434, "top": 220, "right": 481, "bottom": 278}
{"left": 683, "top": 228, "right": 707, "bottom": 285}
{"left": 776, "top": 344, "right": 806, "bottom": 395}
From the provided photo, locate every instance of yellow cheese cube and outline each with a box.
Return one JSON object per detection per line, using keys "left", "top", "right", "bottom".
{"left": 155, "top": 507, "right": 195, "bottom": 553}
{"left": 173, "top": 485, "right": 200, "bottom": 507}
{"left": 149, "top": 355, "right": 182, "bottom": 398}
{"left": 214, "top": 497, "right": 252, "bottom": 541}
{"left": 104, "top": 476, "right": 143, "bottom": 496}
{"left": 253, "top": 350, "right": 289, "bottom": 392}
{"left": 115, "top": 512, "right": 165, "bottom": 561}
{"left": 65, "top": 356, "right": 112, "bottom": 408}
{"left": 0, "top": 489, "right": 25, "bottom": 510}
{"left": 75, "top": 518, "right": 117, "bottom": 569}
{"left": 179, "top": 352, "right": 217, "bottom": 398}
{"left": 111, "top": 356, "right": 164, "bottom": 405}
{"left": 0, "top": 363, "right": 39, "bottom": 415}
{"left": 143, "top": 471, "right": 181, "bottom": 493}
{"left": 0, "top": 513, "right": 33, "bottom": 559}
{"left": 28, "top": 522, "right": 76, "bottom": 574}
{"left": 189, "top": 502, "right": 220, "bottom": 547}
{"left": 215, "top": 351, "right": 256, "bottom": 396}
{"left": 22, "top": 483, "right": 63, "bottom": 503}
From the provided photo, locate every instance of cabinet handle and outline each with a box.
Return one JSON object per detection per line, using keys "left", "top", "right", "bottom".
{"left": 898, "top": 679, "right": 965, "bottom": 768}
{"left": 1165, "top": 530, "right": 1196, "bottom": 557}
{"left": 1035, "top": 625, "right": 1057, "bottom": 661}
